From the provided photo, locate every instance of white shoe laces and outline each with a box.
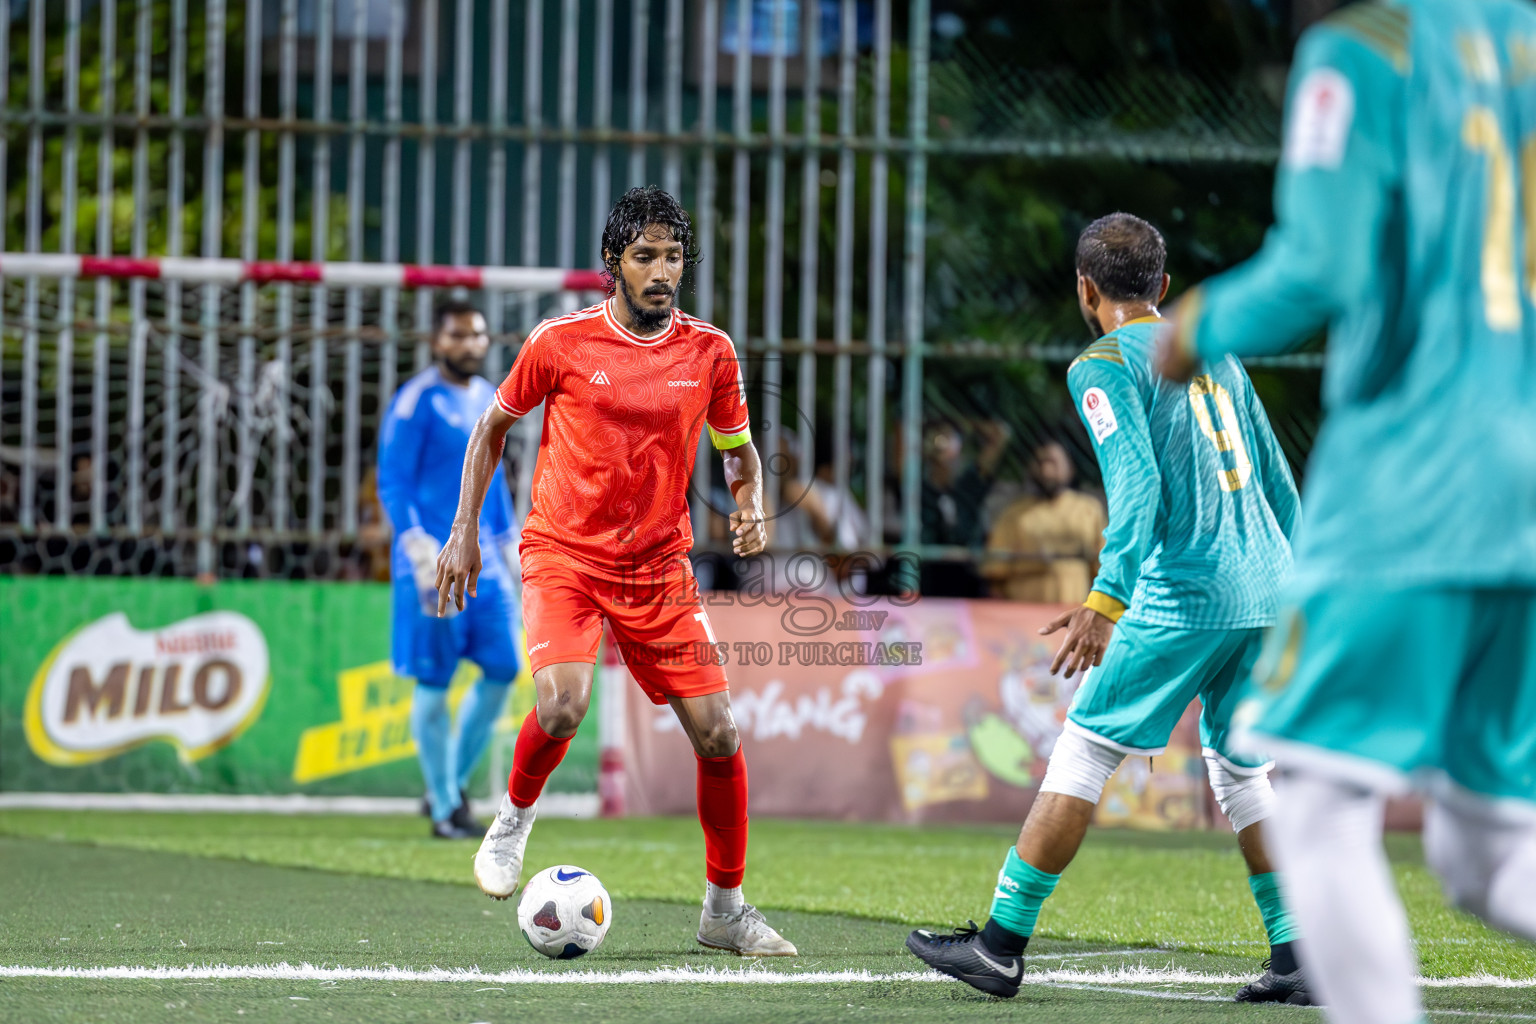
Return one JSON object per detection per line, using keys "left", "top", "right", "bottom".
{"left": 481, "top": 803, "right": 531, "bottom": 868}
{"left": 711, "top": 903, "right": 771, "bottom": 934}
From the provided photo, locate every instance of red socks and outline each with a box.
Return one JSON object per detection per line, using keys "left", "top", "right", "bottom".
{"left": 696, "top": 748, "right": 749, "bottom": 888}
{"left": 514, "top": 716, "right": 747, "bottom": 886}
{"left": 508, "top": 711, "right": 572, "bottom": 808}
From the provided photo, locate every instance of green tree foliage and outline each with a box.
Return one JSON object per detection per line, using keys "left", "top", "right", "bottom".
{"left": 6, "top": 1, "right": 346, "bottom": 261}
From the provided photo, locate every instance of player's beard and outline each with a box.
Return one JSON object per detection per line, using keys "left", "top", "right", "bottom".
{"left": 619, "top": 273, "right": 675, "bottom": 334}
{"left": 440, "top": 350, "right": 485, "bottom": 381}
{"left": 1079, "top": 303, "right": 1104, "bottom": 340}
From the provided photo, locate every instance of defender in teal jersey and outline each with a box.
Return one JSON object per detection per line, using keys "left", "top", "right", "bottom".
{"left": 1161, "top": 3, "right": 1536, "bottom": 1023}
{"left": 907, "top": 214, "right": 1308, "bottom": 1004}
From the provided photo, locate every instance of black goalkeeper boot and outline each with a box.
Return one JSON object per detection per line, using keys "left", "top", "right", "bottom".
{"left": 905, "top": 921, "right": 1025, "bottom": 998}
{"left": 449, "top": 796, "right": 484, "bottom": 833}
{"left": 430, "top": 817, "right": 480, "bottom": 839}
{"left": 422, "top": 787, "right": 471, "bottom": 821}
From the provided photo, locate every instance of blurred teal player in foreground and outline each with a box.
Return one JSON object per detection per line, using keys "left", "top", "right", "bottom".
{"left": 907, "top": 214, "right": 1309, "bottom": 1003}
{"left": 378, "top": 302, "right": 522, "bottom": 840}
{"left": 1159, "top": 3, "right": 1536, "bottom": 1022}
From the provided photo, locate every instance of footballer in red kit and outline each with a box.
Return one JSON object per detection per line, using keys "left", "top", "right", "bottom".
{"left": 494, "top": 301, "right": 749, "bottom": 703}
{"left": 435, "top": 186, "right": 795, "bottom": 956}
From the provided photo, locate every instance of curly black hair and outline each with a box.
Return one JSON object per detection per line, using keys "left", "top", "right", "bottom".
{"left": 430, "top": 298, "right": 482, "bottom": 336}
{"left": 600, "top": 186, "right": 702, "bottom": 285}
{"left": 1075, "top": 212, "right": 1166, "bottom": 302}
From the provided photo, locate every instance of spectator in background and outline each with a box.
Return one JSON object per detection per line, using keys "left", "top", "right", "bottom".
{"left": 70, "top": 454, "right": 93, "bottom": 527}
{"left": 883, "top": 419, "right": 1010, "bottom": 596}
{"left": 351, "top": 466, "right": 393, "bottom": 583}
{"left": 882, "top": 419, "right": 1012, "bottom": 546}
{"left": 984, "top": 441, "right": 1106, "bottom": 604}
{"left": 921, "top": 419, "right": 1010, "bottom": 548}
{"left": 774, "top": 430, "right": 869, "bottom": 552}
{"left": 0, "top": 467, "right": 17, "bottom": 524}
{"left": 756, "top": 430, "right": 869, "bottom": 594}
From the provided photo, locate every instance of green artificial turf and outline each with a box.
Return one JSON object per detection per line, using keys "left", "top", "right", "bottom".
{"left": 1, "top": 810, "right": 1530, "bottom": 978}
{"left": 0, "top": 813, "right": 1532, "bottom": 1023}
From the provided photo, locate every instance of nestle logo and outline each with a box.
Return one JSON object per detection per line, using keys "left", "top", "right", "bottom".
{"left": 155, "top": 630, "right": 237, "bottom": 656}
{"left": 667, "top": 380, "right": 700, "bottom": 387}
{"left": 25, "top": 611, "right": 271, "bottom": 767}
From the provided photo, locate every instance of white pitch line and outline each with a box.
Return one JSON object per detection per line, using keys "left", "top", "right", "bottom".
{"left": 0, "top": 964, "right": 941, "bottom": 985}
{"left": 1, "top": 963, "right": 1533, "bottom": 990}
{"left": 1029, "top": 949, "right": 1173, "bottom": 959}
{"left": 1034, "top": 982, "right": 1240, "bottom": 1005}
{"left": 0, "top": 791, "right": 599, "bottom": 819}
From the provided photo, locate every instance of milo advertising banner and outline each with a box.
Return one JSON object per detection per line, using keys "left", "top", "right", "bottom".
{"left": 622, "top": 595, "right": 1216, "bottom": 828}
{"left": 3, "top": 576, "right": 1222, "bottom": 829}
{"left": 0, "top": 577, "right": 578, "bottom": 798}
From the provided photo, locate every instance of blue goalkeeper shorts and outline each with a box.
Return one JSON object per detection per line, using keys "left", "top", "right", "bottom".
{"left": 1233, "top": 582, "right": 1536, "bottom": 810}
{"left": 390, "top": 575, "right": 523, "bottom": 687}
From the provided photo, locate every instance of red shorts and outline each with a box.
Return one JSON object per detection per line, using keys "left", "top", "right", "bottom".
{"left": 521, "top": 558, "right": 729, "bottom": 705}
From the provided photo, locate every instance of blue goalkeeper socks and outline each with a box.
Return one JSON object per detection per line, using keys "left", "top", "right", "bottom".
{"left": 986, "top": 847, "right": 1060, "bottom": 952}
{"left": 1248, "top": 871, "right": 1301, "bottom": 946}
{"left": 410, "top": 684, "right": 457, "bottom": 823}
{"left": 451, "top": 679, "right": 511, "bottom": 794}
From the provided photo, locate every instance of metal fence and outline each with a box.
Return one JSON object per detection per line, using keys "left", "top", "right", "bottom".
{"left": 0, "top": 0, "right": 1310, "bottom": 584}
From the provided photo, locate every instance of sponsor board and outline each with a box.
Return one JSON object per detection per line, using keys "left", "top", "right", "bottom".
{"left": 24, "top": 611, "right": 270, "bottom": 766}
{"left": 624, "top": 598, "right": 1214, "bottom": 827}
{"left": 0, "top": 578, "right": 570, "bottom": 797}
{"left": 4, "top": 577, "right": 1245, "bottom": 827}
{"left": 290, "top": 657, "right": 532, "bottom": 784}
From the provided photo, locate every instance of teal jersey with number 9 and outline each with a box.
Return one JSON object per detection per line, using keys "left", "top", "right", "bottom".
{"left": 1186, "top": 0, "right": 1536, "bottom": 588}
{"left": 1068, "top": 319, "right": 1300, "bottom": 630}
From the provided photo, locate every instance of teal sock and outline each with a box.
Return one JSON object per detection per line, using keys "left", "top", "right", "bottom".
{"left": 450, "top": 680, "right": 511, "bottom": 792}
{"left": 410, "top": 684, "right": 456, "bottom": 823}
{"left": 988, "top": 847, "right": 1060, "bottom": 938}
{"left": 1248, "top": 872, "right": 1300, "bottom": 945}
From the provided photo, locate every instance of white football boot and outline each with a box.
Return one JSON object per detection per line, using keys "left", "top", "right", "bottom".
{"left": 473, "top": 793, "right": 536, "bottom": 899}
{"left": 697, "top": 903, "right": 798, "bottom": 956}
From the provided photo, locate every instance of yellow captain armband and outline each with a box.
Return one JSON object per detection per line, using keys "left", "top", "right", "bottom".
{"left": 709, "top": 423, "right": 753, "bottom": 450}
{"left": 1084, "top": 591, "right": 1127, "bottom": 622}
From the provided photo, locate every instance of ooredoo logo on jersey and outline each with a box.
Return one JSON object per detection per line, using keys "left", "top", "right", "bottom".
{"left": 24, "top": 611, "right": 271, "bottom": 766}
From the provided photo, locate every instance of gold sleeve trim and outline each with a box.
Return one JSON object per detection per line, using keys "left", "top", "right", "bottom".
{"left": 1325, "top": 2, "right": 1410, "bottom": 72}
{"left": 1069, "top": 351, "right": 1125, "bottom": 371}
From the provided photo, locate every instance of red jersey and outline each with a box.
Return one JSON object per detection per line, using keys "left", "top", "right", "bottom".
{"left": 495, "top": 299, "right": 751, "bottom": 581}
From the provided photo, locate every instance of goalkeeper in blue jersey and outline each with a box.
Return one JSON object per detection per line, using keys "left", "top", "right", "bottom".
{"left": 1159, "top": 3, "right": 1536, "bottom": 1022}
{"left": 906, "top": 213, "right": 1309, "bottom": 1004}
{"left": 378, "top": 301, "right": 522, "bottom": 840}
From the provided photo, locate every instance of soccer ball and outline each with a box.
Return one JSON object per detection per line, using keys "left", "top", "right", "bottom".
{"left": 516, "top": 865, "right": 613, "bottom": 959}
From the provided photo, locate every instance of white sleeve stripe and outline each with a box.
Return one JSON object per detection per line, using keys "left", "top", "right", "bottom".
{"left": 501, "top": 307, "right": 600, "bottom": 415}
{"left": 710, "top": 416, "right": 750, "bottom": 435}
{"left": 494, "top": 390, "right": 529, "bottom": 418}
{"left": 522, "top": 305, "right": 604, "bottom": 348}
{"left": 680, "top": 314, "right": 737, "bottom": 351}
